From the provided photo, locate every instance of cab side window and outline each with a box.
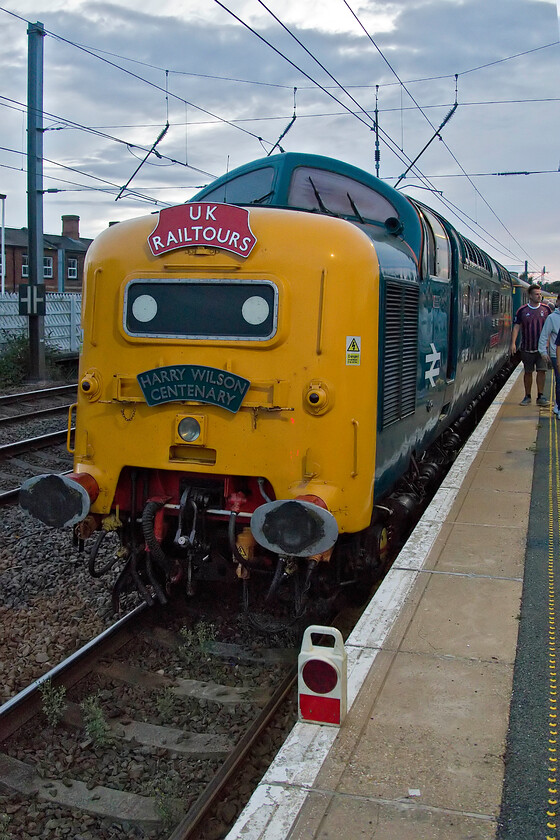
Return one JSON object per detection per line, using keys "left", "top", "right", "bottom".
{"left": 420, "top": 207, "right": 450, "bottom": 279}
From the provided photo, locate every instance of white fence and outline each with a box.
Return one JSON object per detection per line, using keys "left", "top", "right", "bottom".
{"left": 0, "top": 293, "right": 82, "bottom": 354}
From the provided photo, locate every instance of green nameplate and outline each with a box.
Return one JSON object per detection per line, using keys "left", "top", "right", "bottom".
{"left": 137, "top": 365, "right": 250, "bottom": 412}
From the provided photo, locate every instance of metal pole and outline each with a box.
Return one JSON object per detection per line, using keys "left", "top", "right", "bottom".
{"left": 27, "top": 20, "right": 46, "bottom": 380}
{"left": 374, "top": 86, "right": 380, "bottom": 178}
{"left": 0, "top": 194, "right": 5, "bottom": 295}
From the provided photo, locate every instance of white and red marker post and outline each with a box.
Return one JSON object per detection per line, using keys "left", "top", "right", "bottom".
{"left": 298, "top": 625, "right": 347, "bottom": 726}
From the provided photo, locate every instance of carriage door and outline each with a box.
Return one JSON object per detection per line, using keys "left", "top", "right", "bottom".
{"left": 420, "top": 208, "right": 454, "bottom": 382}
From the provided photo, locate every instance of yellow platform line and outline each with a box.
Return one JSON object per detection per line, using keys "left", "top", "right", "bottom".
{"left": 546, "top": 395, "right": 559, "bottom": 840}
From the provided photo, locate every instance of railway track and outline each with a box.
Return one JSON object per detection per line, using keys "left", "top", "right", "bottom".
{"left": 0, "top": 432, "right": 73, "bottom": 499}
{"left": 0, "top": 601, "right": 298, "bottom": 840}
{"left": 0, "top": 386, "right": 76, "bottom": 497}
{"left": 0, "top": 384, "right": 77, "bottom": 425}
{"left": 0, "top": 384, "right": 76, "bottom": 404}
{"left": 0, "top": 429, "right": 70, "bottom": 458}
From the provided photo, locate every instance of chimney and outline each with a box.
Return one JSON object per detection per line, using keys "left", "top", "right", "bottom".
{"left": 62, "top": 215, "right": 80, "bottom": 239}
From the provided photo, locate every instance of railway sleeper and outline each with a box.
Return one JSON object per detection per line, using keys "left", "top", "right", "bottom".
{"left": 0, "top": 752, "right": 165, "bottom": 828}
{"left": 95, "top": 661, "right": 272, "bottom": 706}
{"left": 62, "top": 701, "right": 234, "bottom": 758}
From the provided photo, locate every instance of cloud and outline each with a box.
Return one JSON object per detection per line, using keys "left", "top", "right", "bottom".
{"left": 1, "top": 0, "right": 558, "bottom": 280}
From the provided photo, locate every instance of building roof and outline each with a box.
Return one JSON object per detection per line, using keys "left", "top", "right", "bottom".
{"left": 4, "top": 227, "right": 93, "bottom": 252}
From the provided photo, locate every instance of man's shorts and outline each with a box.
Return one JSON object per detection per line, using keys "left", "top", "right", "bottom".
{"left": 519, "top": 349, "right": 547, "bottom": 372}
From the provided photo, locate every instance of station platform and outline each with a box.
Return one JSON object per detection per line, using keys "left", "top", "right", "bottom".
{"left": 225, "top": 366, "right": 560, "bottom": 840}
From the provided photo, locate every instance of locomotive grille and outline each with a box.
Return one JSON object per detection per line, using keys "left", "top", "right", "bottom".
{"left": 382, "top": 281, "right": 419, "bottom": 428}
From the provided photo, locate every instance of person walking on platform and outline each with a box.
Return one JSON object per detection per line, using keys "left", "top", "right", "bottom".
{"left": 555, "top": 328, "right": 560, "bottom": 417}
{"left": 511, "top": 284, "right": 550, "bottom": 406}
{"left": 539, "top": 293, "right": 560, "bottom": 416}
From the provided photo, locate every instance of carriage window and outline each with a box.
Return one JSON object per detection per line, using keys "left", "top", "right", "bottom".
{"left": 124, "top": 278, "right": 278, "bottom": 341}
{"left": 460, "top": 236, "right": 492, "bottom": 273}
{"left": 288, "top": 167, "right": 397, "bottom": 224}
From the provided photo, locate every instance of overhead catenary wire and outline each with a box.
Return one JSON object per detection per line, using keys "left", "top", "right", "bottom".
{"left": 0, "top": 158, "right": 207, "bottom": 199}
{"left": 255, "top": 0, "right": 382, "bottom": 127}
{"left": 220, "top": 0, "right": 539, "bottom": 269}
{"left": 0, "top": 6, "right": 279, "bottom": 151}
{"left": 0, "top": 4, "right": 553, "bottom": 275}
{"left": 212, "top": 0, "right": 451, "bottom": 200}
{"left": 0, "top": 93, "right": 216, "bottom": 179}
{"left": 16, "top": 10, "right": 553, "bottom": 94}
{"left": 2, "top": 96, "right": 551, "bottom": 133}
{"left": 210, "top": 0, "right": 542, "bottom": 271}
{"left": 0, "top": 3, "right": 551, "bottom": 194}
{"left": 1, "top": 2, "right": 555, "bottom": 129}
{"left": 213, "top": 0, "right": 420, "bottom": 176}
{"left": 340, "top": 0, "right": 542, "bottom": 271}
{"left": 240, "top": 0, "right": 542, "bottom": 268}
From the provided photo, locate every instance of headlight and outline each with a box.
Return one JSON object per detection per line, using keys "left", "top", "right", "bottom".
{"left": 178, "top": 416, "right": 201, "bottom": 442}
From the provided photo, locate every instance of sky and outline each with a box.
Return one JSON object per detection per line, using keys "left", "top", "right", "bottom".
{"left": 1, "top": 0, "right": 559, "bottom": 282}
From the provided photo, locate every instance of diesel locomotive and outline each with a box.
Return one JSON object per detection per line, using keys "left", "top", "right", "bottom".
{"left": 20, "top": 153, "right": 516, "bottom": 624}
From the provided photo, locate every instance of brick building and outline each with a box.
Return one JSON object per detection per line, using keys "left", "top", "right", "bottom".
{"left": 1, "top": 215, "right": 92, "bottom": 293}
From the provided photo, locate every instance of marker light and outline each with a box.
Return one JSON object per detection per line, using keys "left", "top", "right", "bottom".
{"left": 304, "top": 380, "right": 332, "bottom": 415}
{"left": 80, "top": 370, "right": 101, "bottom": 400}
{"left": 178, "top": 416, "right": 201, "bottom": 442}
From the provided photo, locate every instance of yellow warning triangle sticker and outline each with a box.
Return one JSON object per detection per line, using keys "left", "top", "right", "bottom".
{"left": 347, "top": 338, "right": 360, "bottom": 352}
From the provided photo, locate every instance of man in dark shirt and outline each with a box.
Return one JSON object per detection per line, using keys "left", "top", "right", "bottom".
{"left": 511, "top": 284, "right": 550, "bottom": 406}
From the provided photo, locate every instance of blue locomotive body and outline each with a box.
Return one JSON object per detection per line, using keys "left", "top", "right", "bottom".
{"left": 194, "top": 152, "right": 514, "bottom": 502}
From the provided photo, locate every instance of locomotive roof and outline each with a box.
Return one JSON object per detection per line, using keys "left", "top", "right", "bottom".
{"left": 192, "top": 152, "right": 423, "bottom": 258}
{"left": 191, "top": 152, "right": 512, "bottom": 284}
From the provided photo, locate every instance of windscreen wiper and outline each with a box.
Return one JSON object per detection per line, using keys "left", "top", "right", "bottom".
{"left": 251, "top": 191, "right": 274, "bottom": 205}
{"left": 308, "top": 177, "right": 337, "bottom": 216}
{"left": 346, "top": 192, "right": 365, "bottom": 224}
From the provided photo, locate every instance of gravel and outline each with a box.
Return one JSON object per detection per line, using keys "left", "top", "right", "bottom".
{"left": 0, "top": 505, "right": 117, "bottom": 702}
{"left": 0, "top": 380, "right": 298, "bottom": 840}
{"left": 0, "top": 414, "right": 70, "bottom": 446}
{"left": 0, "top": 504, "right": 297, "bottom": 840}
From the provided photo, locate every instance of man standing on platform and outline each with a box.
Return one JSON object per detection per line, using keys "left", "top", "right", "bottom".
{"left": 510, "top": 284, "right": 550, "bottom": 406}
{"left": 539, "top": 293, "right": 560, "bottom": 416}
{"left": 555, "top": 325, "right": 560, "bottom": 419}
